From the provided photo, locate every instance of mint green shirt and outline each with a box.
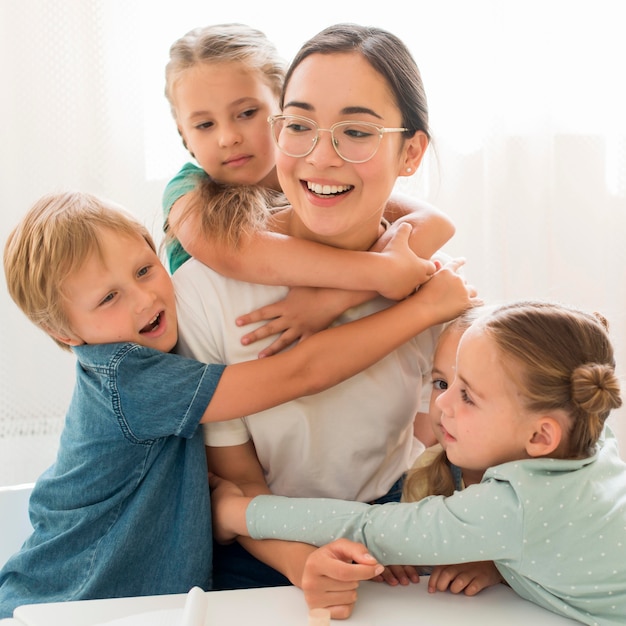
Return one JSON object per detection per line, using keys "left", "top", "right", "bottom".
{"left": 248, "top": 427, "right": 626, "bottom": 626}
{"left": 162, "top": 162, "right": 208, "bottom": 273}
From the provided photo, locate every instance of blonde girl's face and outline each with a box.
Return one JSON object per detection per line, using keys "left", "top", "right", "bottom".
{"left": 428, "top": 326, "right": 464, "bottom": 446}
{"left": 174, "top": 61, "right": 281, "bottom": 188}
{"left": 58, "top": 230, "right": 178, "bottom": 353}
{"left": 435, "top": 325, "right": 534, "bottom": 472}
{"left": 277, "top": 52, "right": 424, "bottom": 250}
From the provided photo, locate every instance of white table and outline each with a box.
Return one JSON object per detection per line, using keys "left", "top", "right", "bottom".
{"left": 13, "top": 580, "right": 580, "bottom": 625}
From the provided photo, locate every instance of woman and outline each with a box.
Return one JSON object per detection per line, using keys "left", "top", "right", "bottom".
{"left": 173, "top": 23, "right": 473, "bottom": 611}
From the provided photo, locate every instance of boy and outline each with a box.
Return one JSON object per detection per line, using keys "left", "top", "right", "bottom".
{"left": 0, "top": 191, "right": 475, "bottom": 616}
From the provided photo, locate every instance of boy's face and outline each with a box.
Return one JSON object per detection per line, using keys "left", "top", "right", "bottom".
{"left": 57, "top": 229, "right": 178, "bottom": 352}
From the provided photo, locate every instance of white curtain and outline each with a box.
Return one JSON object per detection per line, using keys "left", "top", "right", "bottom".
{"left": 1, "top": 0, "right": 625, "bottom": 485}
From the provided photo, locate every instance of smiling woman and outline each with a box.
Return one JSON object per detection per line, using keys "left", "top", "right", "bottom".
{"left": 169, "top": 25, "right": 465, "bottom": 609}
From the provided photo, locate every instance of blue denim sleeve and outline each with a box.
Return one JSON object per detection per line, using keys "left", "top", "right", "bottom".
{"left": 114, "top": 346, "right": 225, "bottom": 441}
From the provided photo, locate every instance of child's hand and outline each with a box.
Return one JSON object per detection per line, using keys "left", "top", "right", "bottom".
{"left": 208, "top": 473, "right": 251, "bottom": 544}
{"left": 428, "top": 561, "right": 504, "bottom": 596}
{"left": 236, "top": 287, "right": 350, "bottom": 358}
{"left": 375, "top": 223, "right": 437, "bottom": 300}
{"left": 301, "top": 539, "right": 384, "bottom": 620}
{"left": 411, "top": 258, "right": 480, "bottom": 324}
{"left": 370, "top": 564, "right": 420, "bottom": 586}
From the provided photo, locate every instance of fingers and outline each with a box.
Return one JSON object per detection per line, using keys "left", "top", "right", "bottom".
{"left": 236, "top": 303, "right": 279, "bottom": 328}
{"left": 388, "top": 221, "right": 412, "bottom": 240}
{"left": 237, "top": 312, "right": 297, "bottom": 355}
{"left": 239, "top": 318, "right": 283, "bottom": 346}
{"left": 256, "top": 331, "right": 299, "bottom": 359}
{"left": 428, "top": 562, "right": 503, "bottom": 596}
{"left": 302, "top": 541, "right": 382, "bottom": 620}
{"left": 302, "top": 540, "right": 383, "bottom": 586}
{"left": 378, "top": 565, "right": 420, "bottom": 586}
{"left": 422, "top": 258, "right": 438, "bottom": 279}
{"left": 427, "top": 565, "right": 451, "bottom": 593}
{"left": 440, "top": 257, "right": 466, "bottom": 273}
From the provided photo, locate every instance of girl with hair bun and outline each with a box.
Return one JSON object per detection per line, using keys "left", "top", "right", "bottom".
{"left": 212, "top": 301, "right": 626, "bottom": 625}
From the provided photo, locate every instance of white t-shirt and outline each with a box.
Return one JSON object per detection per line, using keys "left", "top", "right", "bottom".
{"left": 174, "top": 258, "right": 439, "bottom": 503}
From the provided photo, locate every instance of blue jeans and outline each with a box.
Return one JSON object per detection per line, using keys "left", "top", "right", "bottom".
{"left": 211, "top": 475, "right": 406, "bottom": 590}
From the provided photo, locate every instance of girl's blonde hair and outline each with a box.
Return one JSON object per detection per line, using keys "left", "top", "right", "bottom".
{"left": 163, "top": 23, "right": 288, "bottom": 247}
{"left": 164, "top": 177, "right": 287, "bottom": 252}
{"left": 4, "top": 191, "right": 155, "bottom": 351}
{"left": 164, "top": 23, "right": 285, "bottom": 122}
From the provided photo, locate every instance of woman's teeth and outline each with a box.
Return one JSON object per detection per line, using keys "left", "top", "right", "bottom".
{"left": 307, "top": 182, "right": 352, "bottom": 196}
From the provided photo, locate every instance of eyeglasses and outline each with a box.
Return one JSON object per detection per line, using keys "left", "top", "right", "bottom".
{"left": 268, "top": 114, "right": 409, "bottom": 164}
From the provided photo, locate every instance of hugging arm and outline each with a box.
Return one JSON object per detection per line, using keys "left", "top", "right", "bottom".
{"left": 170, "top": 195, "right": 430, "bottom": 298}
{"left": 208, "top": 447, "right": 377, "bottom": 619}
{"left": 237, "top": 197, "right": 456, "bottom": 357}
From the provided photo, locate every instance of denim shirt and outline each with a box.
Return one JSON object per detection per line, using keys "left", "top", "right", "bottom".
{"left": 0, "top": 342, "right": 225, "bottom": 618}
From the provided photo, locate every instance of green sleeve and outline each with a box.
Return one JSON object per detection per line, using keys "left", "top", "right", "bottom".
{"left": 247, "top": 485, "right": 523, "bottom": 566}
{"left": 162, "top": 162, "right": 208, "bottom": 273}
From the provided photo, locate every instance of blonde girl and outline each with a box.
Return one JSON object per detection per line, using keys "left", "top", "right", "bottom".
{"left": 403, "top": 307, "right": 487, "bottom": 502}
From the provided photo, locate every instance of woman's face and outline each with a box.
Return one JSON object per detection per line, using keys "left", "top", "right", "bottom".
{"left": 277, "top": 52, "right": 412, "bottom": 250}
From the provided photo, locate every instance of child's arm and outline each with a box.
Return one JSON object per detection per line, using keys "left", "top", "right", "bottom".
{"left": 382, "top": 191, "right": 455, "bottom": 258}
{"left": 169, "top": 193, "right": 434, "bottom": 301}
{"left": 209, "top": 473, "right": 382, "bottom": 620}
{"left": 234, "top": 195, "right": 455, "bottom": 356}
{"left": 199, "top": 259, "right": 477, "bottom": 423}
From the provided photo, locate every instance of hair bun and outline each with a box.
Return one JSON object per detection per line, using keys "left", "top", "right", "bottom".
{"left": 570, "top": 363, "right": 622, "bottom": 416}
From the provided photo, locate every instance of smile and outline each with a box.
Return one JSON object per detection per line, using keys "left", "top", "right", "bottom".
{"left": 306, "top": 181, "right": 353, "bottom": 197}
{"left": 140, "top": 313, "right": 162, "bottom": 334}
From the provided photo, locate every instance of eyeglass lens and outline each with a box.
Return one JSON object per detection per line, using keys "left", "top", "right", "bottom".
{"left": 271, "top": 116, "right": 383, "bottom": 163}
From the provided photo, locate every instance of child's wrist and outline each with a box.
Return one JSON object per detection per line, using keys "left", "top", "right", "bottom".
{"left": 238, "top": 496, "right": 255, "bottom": 536}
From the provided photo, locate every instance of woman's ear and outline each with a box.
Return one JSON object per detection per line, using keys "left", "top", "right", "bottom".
{"left": 526, "top": 416, "right": 564, "bottom": 458}
{"left": 399, "top": 131, "right": 429, "bottom": 177}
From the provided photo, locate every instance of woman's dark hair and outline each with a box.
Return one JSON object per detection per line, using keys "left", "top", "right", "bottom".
{"left": 282, "top": 23, "right": 429, "bottom": 140}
